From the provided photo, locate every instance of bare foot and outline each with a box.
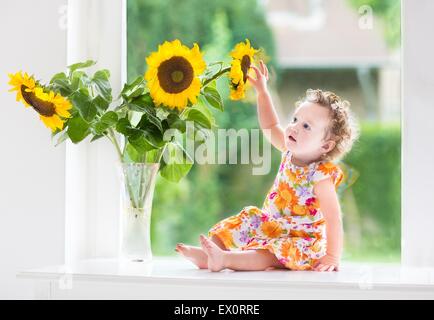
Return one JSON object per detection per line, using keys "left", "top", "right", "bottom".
{"left": 175, "top": 243, "right": 208, "bottom": 269}
{"left": 199, "top": 234, "right": 227, "bottom": 272}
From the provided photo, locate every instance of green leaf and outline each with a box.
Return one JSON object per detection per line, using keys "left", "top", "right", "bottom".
{"left": 116, "top": 117, "right": 132, "bottom": 135}
{"left": 49, "top": 72, "right": 72, "bottom": 96}
{"left": 92, "top": 69, "right": 112, "bottom": 102}
{"left": 196, "top": 96, "right": 217, "bottom": 126}
{"left": 95, "top": 111, "right": 118, "bottom": 134}
{"left": 130, "top": 93, "right": 155, "bottom": 110}
{"left": 184, "top": 108, "right": 212, "bottom": 129}
{"left": 126, "top": 102, "right": 154, "bottom": 114}
{"left": 94, "top": 123, "right": 105, "bottom": 135}
{"left": 68, "top": 60, "right": 96, "bottom": 73}
{"left": 123, "top": 142, "right": 142, "bottom": 162}
{"left": 143, "top": 128, "right": 164, "bottom": 148}
{"left": 93, "top": 95, "right": 110, "bottom": 112}
{"left": 137, "top": 112, "right": 163, "bottom": 133}
{"left": 130, "top": 87, "right": 145, "bottom": 99}
{"left": 120, "top": 76, "right": 145, "bottom": 100}
{"left": 166, "top": 113, "right": 186, "bottom": 133}
{"left": 71, "top": 71, "right": 89, "bottom": 91}
{"left": 145, "top": 149, "right": 161, "bottom": 163}
{"left": 159, "top": 141, "right": 193, "bottom": 182}
{"left": 203, "top": 82, "right": 224, "bottom": 111}
{"left": 67, "top": 116, "right": 90, "bottom": 143}
{"left": 90, "top": 134, "right": 105, "bottom": 143}
{"left": 70, "top": 89, "right": 97, "bottom": 122}
{"left": 100, "top": 111, "right": 118, "bottom": 126}
{"left": 128, "top": 135, "right": 156, "bottom": 153}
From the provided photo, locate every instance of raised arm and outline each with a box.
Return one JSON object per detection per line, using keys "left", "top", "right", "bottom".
{"left": 247, "top": 61, "right": 287, "bottom": 152}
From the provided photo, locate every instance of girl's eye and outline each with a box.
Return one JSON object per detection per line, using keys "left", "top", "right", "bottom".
{"left": 303, "top": 123, "right": 310, "bottom": 130}
{"left": 292, "top": 117, "right": 297, "bottom": 123}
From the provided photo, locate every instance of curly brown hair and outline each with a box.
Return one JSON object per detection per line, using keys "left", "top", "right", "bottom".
{"left": 295, "top": 88, "right": 360, "bottom": 161}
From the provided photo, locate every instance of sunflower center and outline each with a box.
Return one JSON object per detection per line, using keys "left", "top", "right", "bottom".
{"left": 21, "top": 86, "right": 56, "bottom": 117}
{"left": 157, "top": 56, "right": 194, "bottom": 94}
{"left": 171, "top": 70, "right": 184, "bottom": 83}
{"left": 241, "top": 55, "right": 251, "bottom": 83}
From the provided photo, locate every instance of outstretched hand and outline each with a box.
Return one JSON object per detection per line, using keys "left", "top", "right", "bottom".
{"left": 312, "top": 254, "right": 340, "bottom": 272}
{"left": 247, "top": 60, "right": 269, "bottom": 94}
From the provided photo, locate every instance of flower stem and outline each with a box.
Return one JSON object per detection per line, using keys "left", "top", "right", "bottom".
{"left": 202, "top": 66, "right": 231, "bottom": 88}
{"left": 157, "top": 143, "right": 168, "bottom": 164}
{"left": 138, "top": 165, "right": 145, "bottom": 208}
{"left": 107, "top": 128, "right": 123, "bottom": 162}
{"left": 106, "top": 128, "right": 139, "bottom": 208}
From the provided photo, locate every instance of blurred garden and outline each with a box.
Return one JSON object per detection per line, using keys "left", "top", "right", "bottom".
{"left": 127, "top": 0, "right": 401, "bottom": 262}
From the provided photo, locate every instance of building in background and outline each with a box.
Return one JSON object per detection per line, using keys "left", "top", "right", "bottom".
{"left": 262, "top": 0, "right": 400, "bottom": 123}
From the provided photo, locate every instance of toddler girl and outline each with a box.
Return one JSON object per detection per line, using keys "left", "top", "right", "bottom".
{"left": 175, "top": 61, "right": 359, "bottom": 272}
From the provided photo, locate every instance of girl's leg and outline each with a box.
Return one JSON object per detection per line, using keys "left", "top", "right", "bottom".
{"left": 210, "top": 235, "right": 228, "bottom": 250}
{"left": 175, "top": 235, "right": 228, "bottom": 269}
{"left": 199, "top": 234, "right": 285, "bottom": 272}
{"left": 175, "top": 244, "right": 208, "bottom": 269}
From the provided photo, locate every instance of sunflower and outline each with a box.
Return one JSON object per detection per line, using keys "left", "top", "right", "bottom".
{"left": 228, "top": 39, "right": 257, "bottom": 100}
{"left": 8, "top": 71, "right": 37, "bottom": 106}
{"left": 145, "top": 39, "right": 206, "bottom": 110}
{"left": 10, "top": 80, "right": 72, "bottom": 132}
{"left": 229, "top": 59, "right": 245, "bottom": 100}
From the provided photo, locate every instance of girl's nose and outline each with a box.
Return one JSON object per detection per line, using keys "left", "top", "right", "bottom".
{"left": 289, "top": 127, "right": 298, "bottom": 135}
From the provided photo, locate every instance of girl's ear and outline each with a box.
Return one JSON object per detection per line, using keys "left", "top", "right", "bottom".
{"left": 321, "top": 140, "right": 336, "bottom": 153}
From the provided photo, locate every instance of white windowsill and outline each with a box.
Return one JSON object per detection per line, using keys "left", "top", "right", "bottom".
{"left": 17, "top": 257, "right": 434, "bottom": 299}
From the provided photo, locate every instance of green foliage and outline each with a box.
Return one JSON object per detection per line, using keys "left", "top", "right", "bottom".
{"left": 127, "top": 0, "right": 276, "bottom": 80}
{"left": 159, "top": 141, "right": 193, "bottom": 183}
{"left": 342, "top": 123, "right": 401, "bottom": 261}
{"left": 46, "top": 56, "right": 227, "bottom": 184}
{"left": 67, "top": 116, "right": 90, "bottom": 143}
{"left": 202, "top": 81, "right": 224, "bottom": 112}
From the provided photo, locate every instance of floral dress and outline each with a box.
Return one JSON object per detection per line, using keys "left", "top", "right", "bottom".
{"left": 208, "top": 149, "right": 344, "bottom": 271}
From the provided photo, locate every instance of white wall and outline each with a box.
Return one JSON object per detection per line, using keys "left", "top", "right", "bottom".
{"left": 401, "top": 0, "right": 434, "bottom": 267}
{"left": 0, "top": 0, "right": 67, "bottom": 299}
{"left": 65, "top": 0, "right": 126, "bottom": 264}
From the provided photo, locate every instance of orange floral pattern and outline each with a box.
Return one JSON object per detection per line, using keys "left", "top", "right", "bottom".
{"left": 208, "top": 149, "right": 344, "bottom": 271}
{"left": 274, "top": 182, "right": 299, "bottom": 211}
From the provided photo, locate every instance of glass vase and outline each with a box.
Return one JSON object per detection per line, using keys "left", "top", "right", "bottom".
{"left": 118, "top": 162, "right": 159, "bottom": 262}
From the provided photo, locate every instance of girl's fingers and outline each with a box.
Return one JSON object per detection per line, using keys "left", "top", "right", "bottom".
{"left": 314, "top": 263, "right": 323, "bottom": 271}
{"left": 326, "top": 265, "right": 335, "bottom": 272}
{"left": 246, "top": 74, "right": 257, "bottom": 84}
{"left": 319, "top": 264, "right": 329, "bottom": 272}
{"left": 250, "top": 65, "right": 262, "bottom": 79}
{"left": 264, "top": 63, "right": 269, "bottom": 80}
{"left": 259, "top": 60, "right": 266, "bottom": 75}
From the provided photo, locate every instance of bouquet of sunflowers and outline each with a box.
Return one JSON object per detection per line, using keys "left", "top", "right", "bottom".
{"left": 8, "top": 39, "right": 259, "bottom": 183}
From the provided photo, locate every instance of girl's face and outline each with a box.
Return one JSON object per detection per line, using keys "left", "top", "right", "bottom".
{"left": 284, "top": 101, "right": 335, "bottom": 160}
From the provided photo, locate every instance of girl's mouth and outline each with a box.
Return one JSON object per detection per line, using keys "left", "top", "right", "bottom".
{"left": 288, "top": 135, "right": 297, "bottom": 143}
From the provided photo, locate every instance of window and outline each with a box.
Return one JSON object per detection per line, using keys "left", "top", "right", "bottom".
{"left": 127, "top": 0, "right": 401, "bottom": 262}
